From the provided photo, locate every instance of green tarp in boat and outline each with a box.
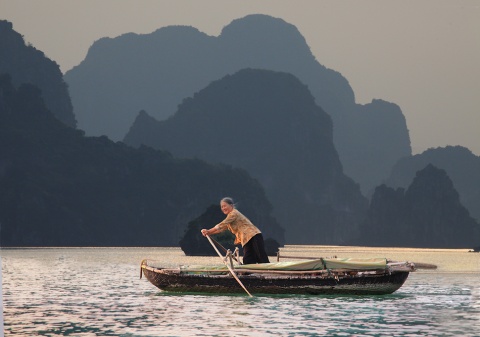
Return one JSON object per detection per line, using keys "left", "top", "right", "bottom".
{"left": 323, "top": 257, "right": 387, "bottom": 270}
{"left": 180, "top": 257, "right": 387, "bottom": 273}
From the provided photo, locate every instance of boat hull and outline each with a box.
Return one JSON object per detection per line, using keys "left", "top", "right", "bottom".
{"left": 142, "top": 266, "right": 410, "bottom": 295}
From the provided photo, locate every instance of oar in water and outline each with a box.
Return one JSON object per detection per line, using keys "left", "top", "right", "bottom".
{"left": 206, "top": 235, "right": 253, "bottom": 297}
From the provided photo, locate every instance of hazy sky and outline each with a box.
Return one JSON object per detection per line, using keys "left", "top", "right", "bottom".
{"left": 2, "top": 0, "right": 479, "bottom": 155}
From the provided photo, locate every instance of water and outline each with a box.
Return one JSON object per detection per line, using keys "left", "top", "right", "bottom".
{"left": 2, "top": 246, "right": 479, "bottom": 336}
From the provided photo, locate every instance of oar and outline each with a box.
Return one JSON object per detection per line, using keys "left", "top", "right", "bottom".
{"left": 413, "top": 262, "right": 437, "bottom": 270}
{"left": 206, "top": 235, "right": 253, "bottom": 297}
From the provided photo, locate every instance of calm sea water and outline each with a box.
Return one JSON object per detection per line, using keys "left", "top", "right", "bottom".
{"left": 2, "top": 246, "right": 479, "bottom": 337}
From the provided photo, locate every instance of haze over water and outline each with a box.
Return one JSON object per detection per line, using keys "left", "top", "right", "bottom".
{"left": 2, "top": 246, "right": 479, "bottom": 336}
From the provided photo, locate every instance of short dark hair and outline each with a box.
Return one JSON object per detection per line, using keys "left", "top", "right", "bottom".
{"left": 221, "top": 197, "right": 235, "bottom": 206}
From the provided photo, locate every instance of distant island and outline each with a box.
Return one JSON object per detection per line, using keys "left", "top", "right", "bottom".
{"left": 64, "top": 14, "right": 411, "bottom": 195}
{"left": 0, "top": 73, "right": 284, "bottom": 247}
{"left": 1, "top": 18, "right": 478, "bottom": 249}
{"left": 357, "top": 164, "right": 479, "bottom": 248}
{"left": 125, "top": 68, "right": 369, "bottom": 245}
{"left": 385, "top": 146, "right": 480, "bottom": 223}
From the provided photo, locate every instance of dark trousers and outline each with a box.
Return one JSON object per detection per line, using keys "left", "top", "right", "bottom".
{"left": 243, "top": 233, "right": 270, "bottom": 264}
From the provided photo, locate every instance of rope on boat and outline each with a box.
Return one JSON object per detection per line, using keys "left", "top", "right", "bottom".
{"left": 227, "top": 250, "right": 235, "bottom": 269}
{"left": 209, "top": 236, "right": 242, "bottom": 265}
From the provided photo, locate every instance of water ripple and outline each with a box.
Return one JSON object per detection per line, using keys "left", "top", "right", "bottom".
{"left": 2, "top": 247, "right": 479, "bottom": 336}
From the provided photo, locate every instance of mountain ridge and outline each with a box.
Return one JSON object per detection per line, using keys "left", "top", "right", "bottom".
{"left": 385, "top": 145, "right": 480, "bottom": 222}
{"left": 65, "top": 14, "right": 411, "bottom": 193}
{"left": 0, "top": 20, "right": 77, "bottom": 128}
{"left": 359, "top": 164, "right": 479, "bottom": 248}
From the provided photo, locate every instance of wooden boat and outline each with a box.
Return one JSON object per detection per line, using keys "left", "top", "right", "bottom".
{"left": 140, "top": 255, "right": 416, "bottom": 295}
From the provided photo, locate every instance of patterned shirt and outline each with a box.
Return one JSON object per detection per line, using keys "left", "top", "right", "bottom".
{"left": 214, "top": 209, "right": 261, "bottom": 246}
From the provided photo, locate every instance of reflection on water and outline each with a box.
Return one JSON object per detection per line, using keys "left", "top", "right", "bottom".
{"left": 2, "top": 246, "right": 479, "bottom": 336}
